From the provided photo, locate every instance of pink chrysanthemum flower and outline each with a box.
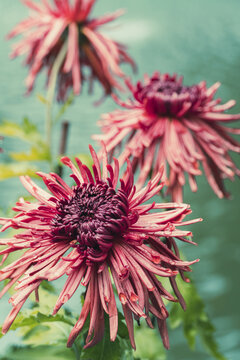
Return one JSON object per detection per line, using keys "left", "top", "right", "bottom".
{"left": 94, "top": 72, "right": 240, "bottom": 201}
{"left": 0, "top": 145, "right": 200, "bottom": 349}
{"left": 7, "top": 0, "right": 135, "bottom": 101}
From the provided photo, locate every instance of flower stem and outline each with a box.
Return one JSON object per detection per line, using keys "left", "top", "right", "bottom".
{"left": 56, "top": 120, "right": 70, "bottom": 176}
{"left": 45, "top": 41, "right": 67, "bottom": 169}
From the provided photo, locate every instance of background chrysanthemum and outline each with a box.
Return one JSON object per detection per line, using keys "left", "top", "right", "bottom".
{"left": 7, "top": 0, "right": 135, "bottom": 102}
{"left": 0, "top": 145, "right": 200, "bottom": 349}
{"left": 94, "top": 72, "right": 240, "bottom": 201}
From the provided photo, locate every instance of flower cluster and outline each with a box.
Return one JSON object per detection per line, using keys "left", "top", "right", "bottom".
{"left": 94, "top": 72, "right": 240, "bottom": 201}
{"left": 0, "top": 146, "right": 200, "bottom": 349}
{"left": 7, "top": 0, "right": 135, "bottom": 101}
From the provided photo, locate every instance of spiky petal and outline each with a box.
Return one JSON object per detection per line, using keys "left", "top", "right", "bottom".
{"left": 94, "top": 72, "right": 240, "bottom": 201}
{"left": 7, "top": 0, "right": 135, "bottom": 102}
{"left": 0, "top": 145, "right": 200, "bottom": 349}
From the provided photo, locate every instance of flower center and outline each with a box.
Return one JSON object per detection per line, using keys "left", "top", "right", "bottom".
{"left": 51, "top": 183, "right": 129, "bottom": 263}
{"left": 134, "top": 74, "right": 201, "bottom": 117}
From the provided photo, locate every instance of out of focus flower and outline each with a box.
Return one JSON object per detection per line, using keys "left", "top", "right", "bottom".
{"left": 94, "top": 72, "right": 240, "bottom": 201}
{"left": 7, "top": 0, "right": 135, "bottom": 101}
{"left": 0, "top": 145, "right": 200, "bottom": 349}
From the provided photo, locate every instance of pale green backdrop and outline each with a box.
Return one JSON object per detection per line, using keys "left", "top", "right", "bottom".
{"left": 0, "top": 0, "right": 240, "bottom": 359}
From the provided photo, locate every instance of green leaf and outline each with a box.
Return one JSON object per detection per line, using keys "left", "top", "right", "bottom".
{"left": 36, "top": 93, "right": 48, "bottom": 105}
{"left": 0, "top": 117, "right": 50, "bottom": 177}
{"left": 0, "top": 309, "right": 75, "bottom": 339}
{"left": 0, "top": 162, "right": 38, "bottom": 180}
{"left": 0, "top": 287, "right": 133, "bottom": 360}
{"left": 0, "top": 118, "right": 45, "bottom": 146}
{"left": 0, "top": 284, "right": 134, "bottom": 360}
{"left": 10, "top": 145, "right": 50, "bottom": 162}
{"left": 117, "top": 313, "right": 130, "bottom": 340}
{"left": 0, "top": 295, "right": 80, "bottom": 359}
{"left": 0, "top": 286, "right": 84, "bottom": 359}
{"left": 40, "top": 280, "right": 57, "bottom": 294}
{"left": 170, "top": 278, "right": 227, "bottom": 360}
{"left": 134, "top": 323, "right": 166, "bottom": 360}
{"left": 80, "top": 337, "right": 128, "bottom": 360}
{"left": 1, "top": 345, "right": 76, "bottom": 360}
{"left": 22, "top": 322, "right": 69, "bottom": 347}
{"left": 80, "top": 315, "right": 134, "bottom": 360}
{"left": 0, "top": 287, "right": 76, "bottom": 342}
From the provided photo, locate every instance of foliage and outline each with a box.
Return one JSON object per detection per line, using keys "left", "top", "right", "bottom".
{"left": 0, "top": 292, "right": 78, "bottom": 359}
{"left": 0, "top": 284, "right": 169, "bottom": 360}
{"left": 1, "top": 345, "right": 77, "bottom": 360}
{"left": 134, "top": 323, "right": 166, "bottom": 360}
{"left": 80, "top": 314, "right": 133, "bottom": 360}
{"left": 0, "top": 287, "right": 134, "bottom": 360}
{"left": 0, "top": 162, "right": 38, "bottom": 180}
{"left": 170, "top": 278, "right": 227, "bottom": 360}
{"left": 0, "top": 117, "right": 50, "bottom": 180}
{"left": 0, "top": 276, "right": 228, "bottom": 360}
{"left": 0, "top": 117, "right": 49, "bottom": 155}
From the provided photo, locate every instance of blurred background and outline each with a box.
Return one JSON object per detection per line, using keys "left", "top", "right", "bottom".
{"left": 0, "top": 0, "right": 240, "bottom": 359}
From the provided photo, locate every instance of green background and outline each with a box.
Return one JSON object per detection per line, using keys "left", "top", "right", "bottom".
{"left": 0, "top": 0, "right": 240, "bottom": 359}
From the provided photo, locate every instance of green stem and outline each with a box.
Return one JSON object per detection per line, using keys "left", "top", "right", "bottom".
{"left": 45, "top": 41, "right": 68, "bottom": 169}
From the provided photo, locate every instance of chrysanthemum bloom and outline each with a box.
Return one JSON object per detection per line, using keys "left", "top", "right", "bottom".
{"left": 0, "top": 145, "right": 200, "bottom": 349}
{"left": 7, "top": 0, "right": 135, "bottom": 101}
{"left": 94, "top": 72, "right": 240, "bottom": 201}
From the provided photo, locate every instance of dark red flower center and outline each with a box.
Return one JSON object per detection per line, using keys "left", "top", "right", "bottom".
{"left": 51, "top": 183, "right": 130, "bottom": 263}
{"left": 134, "top": 74, "right": 201, "bottom": 117}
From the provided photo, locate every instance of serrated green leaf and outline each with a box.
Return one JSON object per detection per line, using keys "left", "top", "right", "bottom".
{"left": 134, "top": 323, "right": 166, "bottom": 360}
{"left": 0, "top": 286, "right": 85, "bottom": 355}
{"left": 0, "top": 287, "right": 133, "bottom": 360}
{"left": 80, "top": 315, "right": 133, "bottom": 360}
{"left": 1, "top": 345, "right": 76, "bottom": 360}
{"left": 22, "top": 323, "right": 69, "bottom": 347}
{"left": 0, "top": 287, "right": 76, "bottom": 342}
{"left": 0, "top": 118, "right": 46, "bottom": 147}
{"left": 10, "top": 145, "right": 50, "bottom": 162}
{"left": 80, "top": 337, "right": 121, "bottom": 360}
{"left": 0, "top": 284, "right": 134, "bottom": 360}
{"left": 0, "top": 162, "right": 38, "bottom": 180}
{"left": 0, "top": 120, "right": 23, "bottom": 138}
{"left": 0, "top": 309, "right": 75, "bottom": 339}
{"left": 170, "top": 278, "right": 227, "bottom": 360}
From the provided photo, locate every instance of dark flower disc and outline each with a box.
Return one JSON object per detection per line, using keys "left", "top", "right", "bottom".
{"left": 51, "top": 182, "right": 129, "bottom": 262}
